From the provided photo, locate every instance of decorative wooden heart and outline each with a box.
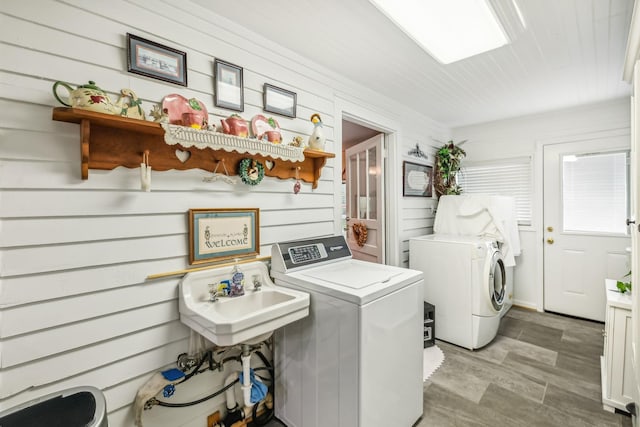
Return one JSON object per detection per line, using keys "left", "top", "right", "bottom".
{"left": 264, "top": 160, "right": 275, "bottom": 170}
{"left": 175, "top": 149, "right": 191, "bottom": 163}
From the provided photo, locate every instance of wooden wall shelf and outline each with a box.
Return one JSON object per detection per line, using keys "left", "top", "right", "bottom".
{"left": 51, "top": 108, "right": 334, "bottom": 189}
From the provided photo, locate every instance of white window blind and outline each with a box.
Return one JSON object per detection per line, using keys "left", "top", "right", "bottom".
{"left": 457, "top": 157, "right": 532, "bottom": 225}
{"left": 562, "top": 151, "right": 628, "bottom": 234}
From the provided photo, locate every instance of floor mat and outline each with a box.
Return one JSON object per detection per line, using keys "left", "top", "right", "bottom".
{"left": 423, "top": 345, "right": 445, "bottom": 381}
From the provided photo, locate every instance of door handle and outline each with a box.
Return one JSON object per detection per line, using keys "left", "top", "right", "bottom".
{"left": 547, "top": 238, "right": 554, "bottom": 244}
{"left": 627, "top": 218, "right": 635, "bottom": 226}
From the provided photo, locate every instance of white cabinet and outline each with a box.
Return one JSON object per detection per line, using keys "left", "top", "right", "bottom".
{"left": 601, "top": 279, "right": 635, "bottom": 412}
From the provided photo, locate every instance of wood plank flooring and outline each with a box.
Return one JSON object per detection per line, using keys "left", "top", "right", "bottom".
{"left": 266, "top": 307, "right": 632, "bottom": 426}
{"left": 418, "top": 307, "right": 632, "bottom": 427}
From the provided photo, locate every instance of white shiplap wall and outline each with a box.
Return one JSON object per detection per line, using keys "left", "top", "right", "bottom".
{"left": 0, "top": 0, "right": 447, "bottom": 425}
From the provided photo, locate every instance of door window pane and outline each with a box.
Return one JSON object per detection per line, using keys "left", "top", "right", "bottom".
{"left": 367, "top": 148, "right": 377, "bottom": 220}
{"left": 562, "top": 151, "right": 628, "bottom": 234}
{"left": 348, "top": 155, "right": 358, "bottom": 219}
{"left": 358, "top": 153, "right": 367, "bottom": 219}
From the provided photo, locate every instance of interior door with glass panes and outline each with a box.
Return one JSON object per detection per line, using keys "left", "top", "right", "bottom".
{"left": 345, "top": 134, "right": 384, "bottom": 262}
{"left": 543, "top": 137, "right": 631, "bottom": 321}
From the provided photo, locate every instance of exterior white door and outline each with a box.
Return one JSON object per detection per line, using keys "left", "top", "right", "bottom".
{"left": 345, "top": 134, "right": 384, "bottom": 262}
{"left": 543, "top": 137, "right": 631, "bottom": 322}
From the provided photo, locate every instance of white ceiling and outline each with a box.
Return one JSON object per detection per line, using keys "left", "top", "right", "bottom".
{"left": 193, "top": 0, "right": 635, "bottom": 128}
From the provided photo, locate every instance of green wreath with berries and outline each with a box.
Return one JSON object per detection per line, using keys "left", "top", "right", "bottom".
{"left": 238, "top": 158, "right": 265, "bottom": 185}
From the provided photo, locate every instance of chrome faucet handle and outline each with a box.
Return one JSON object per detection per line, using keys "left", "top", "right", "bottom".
{"left": 252, "top": 275, "right": 262, "bottom": 292}
{"left": 208, "top": 283, "right": 222, "bottom": 302}
{"left": 209, "top": 290, "right": 227, "bottom": 302}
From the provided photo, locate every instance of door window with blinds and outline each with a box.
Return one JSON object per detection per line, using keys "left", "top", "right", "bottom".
{"left": 562, "top": 151, "right": 629, "bottom": 235}
{"left": 457, "top": 157, "right": 532, "bottom": 225}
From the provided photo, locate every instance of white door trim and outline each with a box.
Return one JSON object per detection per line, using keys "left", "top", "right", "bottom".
{"left": 334, "top": 95, "right": 402, "bottom": 266}
{"left": 534, "top": 127, "right": 631, "bottom": 312}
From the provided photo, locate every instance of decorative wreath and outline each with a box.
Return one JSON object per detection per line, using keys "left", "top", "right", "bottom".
{"left": 238, "top": 158, "right": 265, "bottom": 186}
{"left": 352, "top": 222, "right": 368, "bottom": 247}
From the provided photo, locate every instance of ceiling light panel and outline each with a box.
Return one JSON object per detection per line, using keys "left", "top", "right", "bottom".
{"left": 370, "top": 0, "right": 510, "bottom": 64}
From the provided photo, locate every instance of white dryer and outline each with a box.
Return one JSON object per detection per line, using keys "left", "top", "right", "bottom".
{"left": 409, "top": 234, "right": 506, "bottom": 350}
{"left": 270, "top": 235, "right": 424, "bottom": 427}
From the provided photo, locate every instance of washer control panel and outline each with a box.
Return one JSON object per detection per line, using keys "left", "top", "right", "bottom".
{"left": 288, "top": 243, "right": 328, "bottom": 264}
{"left": 271, "top": 235, "right": 352, "bottom": 273}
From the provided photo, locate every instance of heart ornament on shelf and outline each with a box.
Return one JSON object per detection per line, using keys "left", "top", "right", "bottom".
{"left": 264, "top": 160, "right": 275, "bottom": 171}
{"left": 175, "top": 149, "right": 191, "bottom": 163}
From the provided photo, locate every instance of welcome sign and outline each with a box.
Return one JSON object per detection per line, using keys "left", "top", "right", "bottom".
{"left": 189, "top": 208, "right": 259, "bottom": 264}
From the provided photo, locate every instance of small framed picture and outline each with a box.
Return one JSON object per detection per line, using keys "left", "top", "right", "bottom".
{"left": 188, "top": 208, "right": 259, "bottom": 265}
{"left": 263, "top": 83, "right": 297, "bottom": 118}
{"left": 214, "top": 59, "right": 244, "bottom": 112}
{"left": 403, "top": 161, "right": 433, "bottom": 197}
{"left": 126, "top": 33, "right": 187, "bottom": 86}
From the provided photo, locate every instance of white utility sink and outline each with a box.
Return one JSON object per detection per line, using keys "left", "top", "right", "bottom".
{"left": 178, "top": 261, "right": 310, "bottom": 346}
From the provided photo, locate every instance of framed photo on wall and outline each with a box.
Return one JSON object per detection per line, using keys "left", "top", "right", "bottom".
{"left": 126, "top": 33, "right": 187, "bottom": 86}
{"left": 263, "top": 83, "right": 297, "bottom": 118}
{"left": 214, "top": 59, "right": 244, "bottom": 111}
{"left": 403, "top": 161, "right": 433, "bottom": 197}
{"left": 188, "top": 208, "right": 259, "bottom": 265}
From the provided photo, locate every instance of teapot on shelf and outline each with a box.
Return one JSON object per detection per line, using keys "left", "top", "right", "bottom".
{"left": 53, "top": 80, "right": 144, "bottom": 120}
{"left": 220, "top": 114, "right": 249, "bottom": 137}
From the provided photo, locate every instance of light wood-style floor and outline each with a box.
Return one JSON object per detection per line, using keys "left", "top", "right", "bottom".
{"left": 417, "top": 307, "right": 632, "bottom": 427}
{"left": 266, "top": 307, "right": 633, "bottom": 427}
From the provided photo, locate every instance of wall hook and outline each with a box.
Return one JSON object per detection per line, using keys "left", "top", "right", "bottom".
{"left": 140, "top": 150, "right": 151, "bottom": 192}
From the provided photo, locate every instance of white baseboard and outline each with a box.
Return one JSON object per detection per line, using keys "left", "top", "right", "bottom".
{"left": 512, "top": 300, "right": 537, "bottom": 311}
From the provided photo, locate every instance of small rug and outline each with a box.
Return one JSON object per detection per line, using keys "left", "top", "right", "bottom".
{"left": 423, "top": 345, "right": 445, "bottom": 381}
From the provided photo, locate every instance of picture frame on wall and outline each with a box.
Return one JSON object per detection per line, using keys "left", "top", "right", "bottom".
{"left": 403, "top": 161, "right": 433, "bottom": 197}
{"left": 188, "top": 208, "right": 259, "bottom": 265}
{"left": 263, "top": 83, "right": 297, "bottom": 118}
{"left": 126, "top": 33, "right": 187, "bottom": 86}
{"left": 214, "top": 59, "right": 244, "bottom": 112}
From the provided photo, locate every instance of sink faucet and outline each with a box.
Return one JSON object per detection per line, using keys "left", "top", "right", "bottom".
{"left": 209, "top": 290, "right": 224, "bottom": 302}
{"left": 208, "top": 282, "right": 226, "bottom": 302}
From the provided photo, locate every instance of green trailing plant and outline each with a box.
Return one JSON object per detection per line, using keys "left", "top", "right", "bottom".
{"left": 434, "top": 140, "right": 467, "bottom": 197}
{"left": 617, "top": 270, "right": 632, "bottom": 293}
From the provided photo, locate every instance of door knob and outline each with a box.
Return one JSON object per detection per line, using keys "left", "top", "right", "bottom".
{"left": 547, "top": 238, "right": 554, "bottom": 244}
{"left": 547, "top": 226, "right": 554, "bottom": 232}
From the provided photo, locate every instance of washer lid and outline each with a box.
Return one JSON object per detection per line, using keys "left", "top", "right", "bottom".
{"left": 302, "top": 261, "right": 404, "bottom": 289}
{"left": 274, "top": 259, "right": 424, "bottom": 304}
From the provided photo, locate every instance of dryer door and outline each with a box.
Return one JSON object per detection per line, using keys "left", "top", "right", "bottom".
{"left": 489, "top": 251, "right": 506, "bottom": 311}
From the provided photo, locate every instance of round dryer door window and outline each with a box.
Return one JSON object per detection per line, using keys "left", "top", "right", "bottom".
{"left": 489, "top": 252, "right": 506, "bottom": 311}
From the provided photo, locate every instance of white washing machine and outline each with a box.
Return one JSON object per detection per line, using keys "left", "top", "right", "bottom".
{"left": 409, "top": 234, "right": 506, "bottom": 350}
{"left": 270, "top": 235, "right": 424, "bottom": 427}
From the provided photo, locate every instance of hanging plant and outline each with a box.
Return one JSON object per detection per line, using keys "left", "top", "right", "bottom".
{"left": 433, "top": 140, "right": 467, "bottom": 198}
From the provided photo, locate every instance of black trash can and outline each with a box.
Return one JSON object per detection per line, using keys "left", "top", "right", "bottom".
{"left": 424, "top": 302, "right": 435, "bottom": 348}
{"left": 0, "top": 386, "right": 108, "bottom": 427}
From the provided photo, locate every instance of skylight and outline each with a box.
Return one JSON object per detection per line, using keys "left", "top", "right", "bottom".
{"left": 369, "top": 0, "right": 510, "bottom": 64}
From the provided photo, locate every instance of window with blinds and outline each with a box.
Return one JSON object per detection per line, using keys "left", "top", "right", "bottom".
{"left": 562, "top": 151, "right": 628, "bottom": 234}
{"left": 457, "top": 157, "right": 532, "bottom": 225}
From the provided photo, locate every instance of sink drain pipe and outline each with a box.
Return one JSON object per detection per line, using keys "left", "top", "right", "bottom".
{"left": 241, "top": 345, "right": 254, "bottom": 409}
{"left": 224, "top": 344, "right": 255, "bottom": 411}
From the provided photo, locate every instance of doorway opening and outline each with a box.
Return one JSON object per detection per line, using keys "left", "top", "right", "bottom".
{"left": 342, "top": 118, "right": 386, "bottom": 263}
